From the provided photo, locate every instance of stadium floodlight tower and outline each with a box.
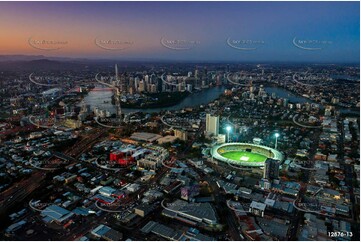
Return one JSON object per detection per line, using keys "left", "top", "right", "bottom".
{"left": 274, "top": 133, "right": 280, "bottom": 149}
{"left": 226, "top": 126, "right": 232, "bottom": 143}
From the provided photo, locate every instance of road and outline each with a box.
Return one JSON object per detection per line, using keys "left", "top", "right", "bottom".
{"left": 0, "top": 172, "right": 46, "bottom": 217}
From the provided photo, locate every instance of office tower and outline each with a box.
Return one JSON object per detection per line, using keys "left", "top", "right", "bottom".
{"left": 139, "top": 80, "right": 145, "bottom": 92}
{"left": 206, "top": 113, "right": 219, "bottom": 136}
{"left": 216, "top": 75, "right": 221, "bottom": 86}
{"left": 283, "top": 98, "right": 289, "bottom": 107}
{"left": 263, "top": 158, "right": 280, "bottom": 180}
{"left": 150, "top": 73, "right": 156, "bottom": 84}
{"left": 186, "top": 84, "right": 192, "bottom": 92}
{"left": 157, "top": 78, "right": 163, "bottom": 92}
{"left": 120, "top": 75, "right": 127, "bottom": 93}
{"left": 150, "top": 84, "right": 157, "bottom": 93}
{"left": 194, "top": 68, "right": 198, "bottom": 79}
{"left": 258, "top": 85, "right": 264, "bottom": 96}
{"left": 134, "top": 77, "right": 140, "bottom": 90}
{"left": 115, "top": 64, "right": 119, "bottom": 81}
{"left": 249, "top": 80, "right": 254, "bottom": 93}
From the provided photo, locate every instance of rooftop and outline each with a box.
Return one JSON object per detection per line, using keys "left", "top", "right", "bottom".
{"left": 41, "top": 205, "right": 73, "bottom": 223}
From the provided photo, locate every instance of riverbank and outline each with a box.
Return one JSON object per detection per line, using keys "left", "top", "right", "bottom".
{"left": 265, "top": 85, "right": 359, "bottom": 115}
{"left": 114, "top": 91, "right": 190, "bottom": 109}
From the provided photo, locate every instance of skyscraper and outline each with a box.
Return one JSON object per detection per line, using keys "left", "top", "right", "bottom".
{"left": 115, "top": 64, "right": 119, "bottom": 81}
{"left": 263, "top": 158, "right": 280, "bottom": 180}
{"left": 258, "top": 85, "right": 264, "bottom": 96}
{"left": 206, "top": 113, "right": 219, "bottom": 136}
{"left": 249, "top": 80, "right": 254, "bottom": 93}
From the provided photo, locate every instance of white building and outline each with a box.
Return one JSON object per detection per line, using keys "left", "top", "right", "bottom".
{"left": 206, "top": 114, "right": 219, "bottom": 136}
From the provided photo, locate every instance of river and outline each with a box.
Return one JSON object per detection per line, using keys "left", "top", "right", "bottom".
{"left": 81, "top": 85, "right": 358, "bottom": 115}
{"left": 264, "top": 87, "right": 315, "bottom": 104}
{"left": 81, "top": 86, "right": 226, "bottom": 114}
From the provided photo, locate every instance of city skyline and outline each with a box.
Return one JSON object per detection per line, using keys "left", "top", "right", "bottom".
{"left": 0, "top": 1, "right": 359, "bottom": 63}
{"left": 0, "top": 1, "right": 359, "bottom": 241}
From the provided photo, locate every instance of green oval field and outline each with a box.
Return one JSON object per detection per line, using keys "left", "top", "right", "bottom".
{"left": 220, "top": 151, "right": 268, "bottom": 163}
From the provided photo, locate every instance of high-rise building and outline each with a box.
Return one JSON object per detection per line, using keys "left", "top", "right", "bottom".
{"left": 206, "top": 114, "right": 219, "bottom": 136}
{"left": 150, "top": 84, "right": 157, "bottom": 93}
{"left": 283, "top": 98, "right": 289, "bottom": 107}
{"left": 139, "top": 80, "right": 145, "bottom": 92}
{"left": 216, "top": 75, "right": 221, "bottom": 86}
{"left": 115, "top": 64, "right": 119, "bottom": 81}
{"left": 204, "top": 66, "right": 208, "bottom": 76}
{"left": 258, "top": 85, "right": 264, "bottom": 96}
{"left": 186, "top": 84, "right": 192, "bottom": 92}
{"left": 194, "top": 68, "right": 198, "bottom": 79}
{"left": 134, "top": 77, "right": 140, "bottom": 90}
{"left": 263, "top": 158, "right": 280, "bottom": 180}
{"left": 249, "top": 80, "right": 254, "bottom": 93}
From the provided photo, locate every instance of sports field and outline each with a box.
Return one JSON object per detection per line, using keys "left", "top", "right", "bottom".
{"left": 220, "top": 151, "right": 267, "bottom": 163}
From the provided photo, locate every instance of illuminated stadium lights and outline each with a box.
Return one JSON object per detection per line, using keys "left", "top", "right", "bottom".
{"left": 275, "top": 133, "right": 280, "bottom": 150}
{"left": 226, "top": 126, "right": 232, "bottom": 143}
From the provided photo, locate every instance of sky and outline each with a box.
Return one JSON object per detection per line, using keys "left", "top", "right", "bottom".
{"left": 0, "top": 1, "right": 359, "bottom": 63}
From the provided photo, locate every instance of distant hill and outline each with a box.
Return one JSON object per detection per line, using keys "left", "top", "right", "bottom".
{"left": 0, "top": 58, "right": 91, "bottom": 72}
{"left": 0, "top": 55, "right": 47, "bottom": 62}
{"left": 0, "top": 55, "right": 87, "bottom": 62}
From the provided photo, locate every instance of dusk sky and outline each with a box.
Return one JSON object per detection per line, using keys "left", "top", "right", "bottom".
{"left": 0, "top": 1, "right": 359, "bottom": 63}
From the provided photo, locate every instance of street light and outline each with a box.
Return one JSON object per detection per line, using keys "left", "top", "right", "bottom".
{"left": 274, "top": 133, "right": 280, "bottom": 149}
{"left": 226, "top": 126, "right": 232, "bottom": 143}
